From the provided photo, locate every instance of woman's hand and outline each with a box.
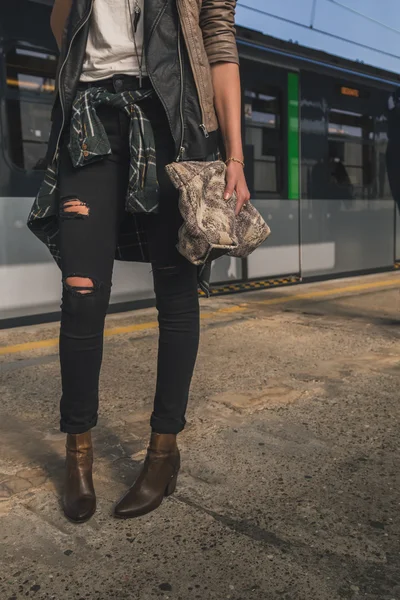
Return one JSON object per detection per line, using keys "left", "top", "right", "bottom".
{"left": 224, "top": 162, "right": 251, "bottom": 215}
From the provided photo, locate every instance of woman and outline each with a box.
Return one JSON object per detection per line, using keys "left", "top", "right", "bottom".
{"left": 28, "top": 0, "right": 250, "bottom": 523}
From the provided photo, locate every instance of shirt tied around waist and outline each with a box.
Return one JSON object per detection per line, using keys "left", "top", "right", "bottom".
{"left": 69, "top": 86, "right": 159, "bottom": 214}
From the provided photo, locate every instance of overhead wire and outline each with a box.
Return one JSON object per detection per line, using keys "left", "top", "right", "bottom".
{"left": 326, "top": 0, "right": 400, "bottom": 36}
{"left": 236, "top": 2, "right": 400, "bottom": 61}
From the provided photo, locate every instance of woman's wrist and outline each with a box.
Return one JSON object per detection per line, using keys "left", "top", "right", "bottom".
{"left": 224, "top": 147, "right": 244, "bottom": 162}
{"left": 223, "top": 135, "right": 243, "bottom": 156}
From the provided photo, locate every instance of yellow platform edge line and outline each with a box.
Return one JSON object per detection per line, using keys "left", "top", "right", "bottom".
{"left": 0, "top": 305, "right": 245, "bottom": 356}
{"left": 0, "top": 277, "right": 399, "bottom": 356}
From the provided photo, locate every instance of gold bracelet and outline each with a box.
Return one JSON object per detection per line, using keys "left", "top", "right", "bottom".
{"left": 225, "top": 157, "right": 245, "bottom": 168}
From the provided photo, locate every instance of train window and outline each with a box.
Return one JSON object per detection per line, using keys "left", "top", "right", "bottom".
{"left": 244, "top": 88, "right": 283, "bottom": 198}
{"left": 5, "top": 46, "right": 57, "bottom": 170}
{"left": 328, "top": 108, "right": 375, "bottom": 197}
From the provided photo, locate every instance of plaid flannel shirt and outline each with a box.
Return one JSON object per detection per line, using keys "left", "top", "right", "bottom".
{"left": 27, "top": 86, "right": 211, "bottom": 296}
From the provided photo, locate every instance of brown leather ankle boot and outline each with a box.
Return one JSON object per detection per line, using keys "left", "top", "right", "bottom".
{"left": 113, "top": 433, "right": 180, "bottom": 519}
{"left": 63, "top": 432, "right": 96, "bottom": 523}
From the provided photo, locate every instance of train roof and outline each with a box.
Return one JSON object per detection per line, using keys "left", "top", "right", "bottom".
{"left": 18, "top": 2, "right": 400, "bottom": 88}
{"left": 236, "top": 25, "right": 400, "bottom": 88}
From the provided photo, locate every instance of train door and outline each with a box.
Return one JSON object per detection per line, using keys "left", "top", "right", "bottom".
{"left": 387, "top": 89, "right": 400, "bottom": 264}
{"left": 238, "top": 58, "right": 301, "bottom": 281}
{"left": 300, "top": 72, "right": 395, "bottom": 277}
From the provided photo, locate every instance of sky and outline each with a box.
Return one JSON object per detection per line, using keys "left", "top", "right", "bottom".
{"left": 235, "top": 0, "right": 400, "bottom": 74}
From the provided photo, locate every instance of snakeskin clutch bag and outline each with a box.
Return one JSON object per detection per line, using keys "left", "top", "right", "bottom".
{"left": 165, "top": 160, "right": 271, "bottom": 265}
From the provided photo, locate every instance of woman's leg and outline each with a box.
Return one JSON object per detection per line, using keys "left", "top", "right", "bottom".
{"left": 58, "top": 105, "right": 129, "bottom": 522}
{"left": 58, "top": 106, "right": 129, "bottom": 435}
{"left": 146, "top": 96, "right": 200, "bottom": 435}
{"left": 113, "top": 95, "right": 199, "bottom": 519}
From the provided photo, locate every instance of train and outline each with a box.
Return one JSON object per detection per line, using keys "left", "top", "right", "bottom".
{"left": 1, "top": 0, "right": 400, "bottom": 325}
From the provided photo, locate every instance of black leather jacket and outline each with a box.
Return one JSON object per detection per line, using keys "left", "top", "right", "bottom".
{"left": 47, "top": 0, "right": 219, "bottom": 164}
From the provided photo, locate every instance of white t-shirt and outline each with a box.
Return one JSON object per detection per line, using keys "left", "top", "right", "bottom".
{"left": 80, "top": 0, "right": 147, "bottom": 82}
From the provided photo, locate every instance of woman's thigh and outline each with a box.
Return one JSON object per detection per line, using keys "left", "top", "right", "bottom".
{"left": 58, "top": 106, "right": 129, "bottom": 287}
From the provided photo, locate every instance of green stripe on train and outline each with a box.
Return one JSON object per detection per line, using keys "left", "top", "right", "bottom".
{"left": 288, "top": 72, "right": 300, "bottom": 201}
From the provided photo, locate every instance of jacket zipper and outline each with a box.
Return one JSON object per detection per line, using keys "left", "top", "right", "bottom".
{"left": 176, "top": 0, "right": 209, "bottom": 141}
{"left": 52, "top": 0, "right": 95, "bottom": 163}
{"left": 176, "top": 24, "right": 185, "bottom": 161}
{"left": 199, "top": 123, "right": 209, "bottom": 138}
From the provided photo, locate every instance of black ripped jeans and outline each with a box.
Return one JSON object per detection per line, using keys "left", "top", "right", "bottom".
{"left": 58, "top": 79, "right": 199, "bottom": 435}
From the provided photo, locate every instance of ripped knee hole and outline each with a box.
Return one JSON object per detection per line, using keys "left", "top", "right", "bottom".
{"left": 64, "top": 276, "right": 96, "bottom": 295}
{"left": 60, "top": 197, "right": 90, "bottom": 218}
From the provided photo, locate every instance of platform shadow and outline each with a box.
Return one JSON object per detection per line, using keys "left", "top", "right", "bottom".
{"left": 280, "top": 292, "right": 400, "bottom": 330}
{"left": 0, "top": 414, "right": 65, "bottom": 494}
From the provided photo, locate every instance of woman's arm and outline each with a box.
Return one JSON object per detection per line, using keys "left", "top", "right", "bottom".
{"left": 50, "top": 0, "right": 73, "bottom": 50}
{"left": 211, "top": 62, "right": 250, "bottom": 215}
{"left": 200, "top": 0, "right": 249, "bottom": 213}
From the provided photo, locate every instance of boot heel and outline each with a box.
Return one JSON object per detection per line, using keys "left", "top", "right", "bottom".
{"left": 165, "top": 473, "right": 178, "bottom": 497}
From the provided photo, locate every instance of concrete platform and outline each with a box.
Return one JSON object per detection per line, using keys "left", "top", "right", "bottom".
{"left": 0, "top": 272, "right": 399, "bottom": 600}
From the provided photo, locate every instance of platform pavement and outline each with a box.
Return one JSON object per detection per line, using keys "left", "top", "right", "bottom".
{"left": 0, "top": 272, "right": 399, "bottom": 600}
